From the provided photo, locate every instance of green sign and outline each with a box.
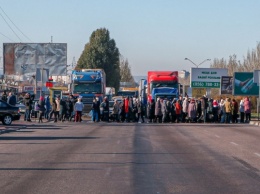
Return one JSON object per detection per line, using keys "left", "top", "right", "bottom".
{"left": 191, "top": 81, "right": 220, "bottom": 88}
{"left": 233, "top": 72, "right": 258, "bottom": 96}
{"left": 190, "top": 68, "right": 227, "bottom": 88}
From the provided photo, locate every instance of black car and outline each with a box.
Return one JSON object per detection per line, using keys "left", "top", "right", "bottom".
{"left": 0, "top": 100, "right": 21, "bottom": 125}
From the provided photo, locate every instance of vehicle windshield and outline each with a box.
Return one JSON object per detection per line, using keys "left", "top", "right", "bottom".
{"left": 150, "top": 81, "right": 178, "bottom": 91}
{"left": 73, "top": 83, "right": 101, "bottom": 93}
{"left": 117, "top": 91, "right": 137, "bottom": 97}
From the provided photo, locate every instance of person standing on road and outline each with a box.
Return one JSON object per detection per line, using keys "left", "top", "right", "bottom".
{"left": 112, "top": 99, "right": 120, "bottom": 122}
{"left": 124, "top": 96, "right": 130, "bottom": 122}
{"left": 219, "top": 99, "right": 226, "bottom": 123}
{"left": 175, "top": 99, "right": 182, "bottom": 123}
{"left": 48, "top": 98, "right": 57, "bottom": 122}
{"left": 147, "top": 99, "right": 155, "bottom": 123}
{"left": 224, "top": 97, "right": 232, "bottom": 123}
{"left": 74, "top": 97, "right": 84, "bottom": 122}
{"left": 231, "top": 99, "right": 238, "bottom": 123}
{"left": 239, "top": 99, "right": 245, "bottom": 123}
{"left": 55, "top": 96, "right": 61, "bottom": 122}
{"left": 136, "top": 98, "right": 145, "bottom": 123}
{"left": 38, "top": 95, "right": 45, "bottom": 123}
{"left": 155, "top": 98, "right": 163, "bottom": 123}
{"left": 23, "top": 93, "right": 33, "bottom": 122}
{"left": 91, "top": 98, "right": 99, "bottom": 122}
{"left": 188, "top": 98, "right": 197, "bottom": 123}
{"left": 44, "top": 95, "right": 51, "bottom": 120}
{"left": 95, "top": 97, "right": 101, "bottom": 122}
{"left": 59, "top": 97, "right": 67, "bottom": 122}
{"left": 182, "top": 97, "right": 189, "bottom": 123}
{"left": 244, "top": 97, "right": 251, "bottom": 123}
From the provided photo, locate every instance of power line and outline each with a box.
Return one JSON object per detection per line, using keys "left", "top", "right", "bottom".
{"left": 0, "top": 10, "right": 22, "bottom": 42}
{"left": 0, "top": 31, "right": 15, "bottom": 42}
{"left": 0, "top": 6, "right": 33, "bottom": 42}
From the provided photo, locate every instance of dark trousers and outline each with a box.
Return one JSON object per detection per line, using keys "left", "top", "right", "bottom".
{"left": 225, "top": 113, "right": 231, "bottom": 123}
{"left": 137, "top": 113, "right": 144, "bottom": 123}
{"left": 240, "top": 112, "right": 244, "bottom": 123}
{"left": 245, "top": 113, "right": 251, "bottom": 122}
{"left": 75, "top": 111, "right": 82, "bottom": 122}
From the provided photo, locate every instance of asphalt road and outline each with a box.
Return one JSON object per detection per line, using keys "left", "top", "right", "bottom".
{"left": 0, "top": 121, "right": 259, "bottom": 194}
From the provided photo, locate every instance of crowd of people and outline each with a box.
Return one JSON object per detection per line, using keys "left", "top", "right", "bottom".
{"left": 0, "top": 90, "right": 253, "bottom": 124}
{"left": 107, "top": 95, "right": 252, "bottom": 124}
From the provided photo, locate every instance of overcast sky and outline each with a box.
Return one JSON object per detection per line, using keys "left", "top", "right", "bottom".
{"left": 0, "top": 0, "right": 260, "bottom": 75}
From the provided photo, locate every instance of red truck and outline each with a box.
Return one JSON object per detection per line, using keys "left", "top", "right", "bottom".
{"left": 147, "top": 71, "right": 179, "bottom": 102}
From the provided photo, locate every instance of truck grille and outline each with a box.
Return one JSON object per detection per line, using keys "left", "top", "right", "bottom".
{"left": 81, "top": 97, "right": 93, "bottom": 104}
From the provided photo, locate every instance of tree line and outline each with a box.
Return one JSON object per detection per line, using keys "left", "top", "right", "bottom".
{"left": 210, "top": 42, "right": 260, "bottom": 75}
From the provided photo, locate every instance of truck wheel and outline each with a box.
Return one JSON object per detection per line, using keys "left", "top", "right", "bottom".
{"left": 2, "top": 115, "right": 13, "bottom": 125}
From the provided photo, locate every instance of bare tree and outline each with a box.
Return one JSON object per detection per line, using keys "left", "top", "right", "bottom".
{"left": 120, "top": 56, "right": 135, "bottom": 84}
{"left": 211, "top": 42, "right": 260, "bottom": 74}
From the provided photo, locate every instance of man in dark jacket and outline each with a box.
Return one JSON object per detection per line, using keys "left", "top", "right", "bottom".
{"left": 147, "top": 99, "right": 155, "bottom": 123}
{"left": 23, "top": 93, "right": 33, "bottom": 121}
{"left": 66, "top": 97, "right": 74, "bottom": 121}
{"left": 7, "top": 92, "right": 17, "bottom": 106}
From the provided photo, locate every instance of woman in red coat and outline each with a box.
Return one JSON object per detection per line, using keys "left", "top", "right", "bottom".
{"left": 124, "top": 97, "right": 130, "bottom": 122}
{"left": 175, "top": 100, "right": 182, "bottom": 123}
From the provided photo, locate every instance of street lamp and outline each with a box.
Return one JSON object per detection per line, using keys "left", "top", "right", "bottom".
{"left": 184, "top": 58, "right": 211, "bottom": 68}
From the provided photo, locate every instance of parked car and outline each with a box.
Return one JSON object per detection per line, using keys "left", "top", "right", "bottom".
{"left": 0, "top": 100, "right": 21, "bottom": 125}
{"left": 16, "top": 100, "right": 26, "bottom": 114}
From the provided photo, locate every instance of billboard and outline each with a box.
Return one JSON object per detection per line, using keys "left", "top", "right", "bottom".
{"left": 190, "top": 68, "right": 228, "bottom": 88}
{"left": 233, "top": 72, "right": 258, "bottom": 96}
{"left": 220, "top": 76, "right": 233, "bottom": 95}
{"left": 3, "top": 43, "right": 67, "bottom": 81}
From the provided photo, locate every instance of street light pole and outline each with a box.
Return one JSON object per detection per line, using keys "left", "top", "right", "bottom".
{"left": 40, "top": 68, "right": 48, "bottom": 97}
{"left": 184, "top": 58, "right": 211, "bottom": 68}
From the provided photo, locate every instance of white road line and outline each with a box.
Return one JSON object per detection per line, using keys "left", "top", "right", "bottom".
{"left": 215, "top": 135, "right": 220, "bottom": 138}
{"left": 105, "top": 167, "right": 111, "bottom": 177}
{"left": 254, "top": 153, "right": 260, "bottom": 157}
{"left": 230, "top": 142, "right": 238, "bottom": 146}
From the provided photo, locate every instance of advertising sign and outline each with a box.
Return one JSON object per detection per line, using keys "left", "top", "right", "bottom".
{"left": 220, "top": 76, "right": 233, "bottom": 95}
{"left": 190, "top": 68, "right": 228, "bottom": 88}
{"left": 233, "top": 72, "right": 258, "bottom": 96}
{"left": 3, "top": 43, "right": 67, "bottom": 81}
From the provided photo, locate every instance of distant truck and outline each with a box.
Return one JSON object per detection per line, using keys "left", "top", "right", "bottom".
{"left": 117, "top": 87, "right": 138, "bottom": 97}
{"left": 70, "top": 69, "right": 106, "bottom": 112}
{"left": 147, "top": 71, "right": 179, "bottom": 102}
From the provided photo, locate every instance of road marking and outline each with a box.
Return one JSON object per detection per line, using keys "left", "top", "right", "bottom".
{"left": 105, "top": 167, "right": 111, "bottom": 177}
{"left": 255, "top": 153, "right": 260, "bottom": 157}
{"left": 230, "top": 142, "right": 238, "bottom": 146}
{"left": 215, "top": 135, "right": 220, "bottom": 138}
